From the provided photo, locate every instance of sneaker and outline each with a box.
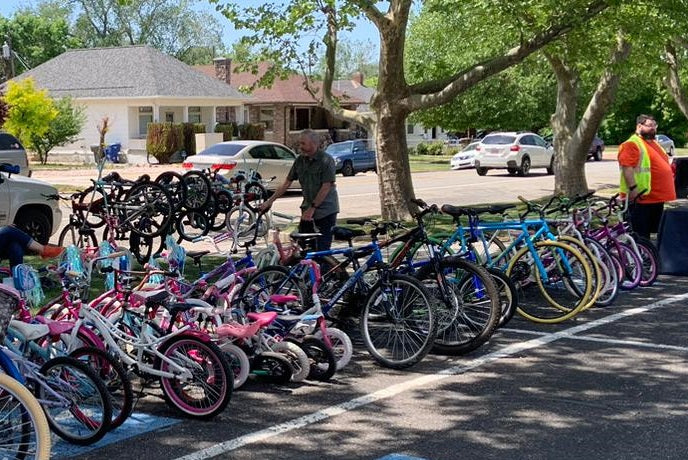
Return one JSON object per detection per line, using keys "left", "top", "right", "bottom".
{"left": 41, "top": 245, "right": 65, "bottom": 259}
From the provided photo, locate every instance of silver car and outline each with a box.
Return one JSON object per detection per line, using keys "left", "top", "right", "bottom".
{"left": 0, "top": 132, "right": 30, "bottom": 176}
{"left": 183, "top": 140, "right": 299, "bottom": 190}
{"left": 657, "top": 134, "right": 675, "bottom": 156}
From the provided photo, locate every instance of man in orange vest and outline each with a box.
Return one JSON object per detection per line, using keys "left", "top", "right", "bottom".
{"left": 618, "top": 114, "right": 676, "bottom": 238}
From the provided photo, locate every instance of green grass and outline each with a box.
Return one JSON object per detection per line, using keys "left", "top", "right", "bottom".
{"left": 409, "top": 154, "right": 453, "bottom": 173}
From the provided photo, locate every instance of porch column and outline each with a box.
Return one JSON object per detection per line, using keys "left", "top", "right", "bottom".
{"left": 183, "top": 106, "right": 189, "bottom": 122}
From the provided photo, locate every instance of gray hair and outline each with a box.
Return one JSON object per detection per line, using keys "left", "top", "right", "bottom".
{"left": 300, "top": 129, "right": 321, "bottom": 146}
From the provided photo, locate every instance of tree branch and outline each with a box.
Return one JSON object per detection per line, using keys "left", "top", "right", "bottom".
{"left": 664, "top": 40, "right": 688, "bottom": 120}
{"left": 405, "top": 0, "right": 609, "bottom": 111}
{"left": 348, "top": 0, "right": 387, "bottom": 29}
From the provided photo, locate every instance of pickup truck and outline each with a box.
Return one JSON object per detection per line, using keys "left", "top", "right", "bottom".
{"left": 325, "top": 139, "right": 377, "bottom": 176}
{"left": 0, "top": 164, "right": 62, "bottom": 244}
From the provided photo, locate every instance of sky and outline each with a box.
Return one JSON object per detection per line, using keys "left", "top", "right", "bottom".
{"left": 0, "top": 0, "right": 381, "bottom": 57}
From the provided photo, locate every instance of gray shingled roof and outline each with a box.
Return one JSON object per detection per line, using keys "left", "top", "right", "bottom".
{"left": 8, "top": 45, "right": 248, "bottom": 100}
{"left": 332, "top": 80, "right": 374, "bottom": 112}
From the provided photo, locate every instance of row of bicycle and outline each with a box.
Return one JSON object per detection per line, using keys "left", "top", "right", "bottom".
{"left": 55, "top": 160, "right": 272, "bottom": 264}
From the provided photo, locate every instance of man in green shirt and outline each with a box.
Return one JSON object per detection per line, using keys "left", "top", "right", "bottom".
{"left": 261, "top": 130, "right": 340, "bottom": 250}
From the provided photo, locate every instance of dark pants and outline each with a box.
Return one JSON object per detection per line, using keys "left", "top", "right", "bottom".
{"left": 0, "top": 226, "right": 32, "bottom": 268}
{"left": 627, "top": 202, "right": 665, "bottom": 238}
{"left": 298, "top": 213, "right": 338, "bottom": 251}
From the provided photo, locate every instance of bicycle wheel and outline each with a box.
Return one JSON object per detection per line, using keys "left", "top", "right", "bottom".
{"left": 76, "top": 186, "right": 109, "bottom": 229}
{"left": 38, "top": 356, "right": 112, "bottom": 445}
{"left": 68, "top": 347, "right": 133, "bottom": 430}
{"left": 175, "top": 209, "right": 210, "bottom": 242}
{"left": 226, "top": 206, "right": 257, "bottom": 241}
{"left": 236, "top": 266, "right": 308, "bottom": 313}
{"left": 217, "top": 342, "right": 250, "bottom": 390}
{"left": 359, "top": 273, "right": 437, "bottom": 369}
{"left": 556, "top": 235, "right": 603, "bottom": 309}
{"left": 313, "top": 327, "right": 353, "bottom": 371}
{"left": 0, "top": 373, "right": 51, "bottom": 460}
{"left": 485, "top": 266, "right": 518, "bottom": 328}
{"left": 634, "top": 239, "right": 659, "bottom": 287}
{"left": 415, "top": 257, "right": 500, "bottom": 355}
{"left": 155, "top": 171, "right": 187, "bottom": 212}
{"left": 120, "top": 183, "right": 173, "bottom": 238}
{"left": 158, "top": 336, "right": 232, "bottom": 420}
{"left": 251, "top": 352, "right": 293, "bottom": 384}
{"left": 508, "top": 240, "right": 592, "bottom": 324}
{"left": 58, "top": 222, "right": 98, "bottom": 249}
{"left": 182, "top": 171, "right": 211, "bottom": 211}
{"left": 270, "top": 341, "right": 310, "bottom": 382}
{"left": 300, "top": 337, "right": 337, "bottom": 381}
{"left": 582, "top": 236, "right": 619, "bottom": 307}
{"left": 608, "top": 242, "right": 642, "bottom": 290}
{"left": 244, "top": 181, "right": 268, "bottom": 210}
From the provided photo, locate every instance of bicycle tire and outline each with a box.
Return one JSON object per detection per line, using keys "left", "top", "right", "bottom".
{"left": 270, "top": 341, "right": 310, "bottom": 382}
{"left": 58, "top": 222, "right": 98, "bottom": 249}
{"left": 175, "top": 209, "right": 210, "bottom": 242}
{"left": 634, "top": 239, "right": 659, "bottom": 287}
{"left": 226, "top": 206, "right": 257, "bottom": 241}
{"left": 182, "top": 171, "right": 211, "bottom": 211}
{"left": 76, "top": 186, "right": 110, "bottom": 229}
{"left": 0, "top": 373, "right": 51, "bottom": 460}
{"left": 508, "top": 240, "right": 593, "bottom": 324}
{"left": 415, "top": 257, "right": 500, "bottom": 355}
{"left": 608, "top": 242, "right": 642, "bottom": 290}
{"left": 359, "top": 273, "right": 437, "bottom": 369}
{"left": 301, "top": 337, "right": 337, "bottom": 381}
{"left": 555, "top": 235, "right": 603, "bottom": 310}
{"left": 582, "top": 236, "right": 619, "bottom": 307}
{"left": 251, "top": 352, "right": 292, "bottom": 384}
{"left": 38, "top": 356, "right": 112, "bottom": 445}
{"left": 68, "top": 347, "right": 133, "bottom": 430}
{"left": 155, "top": 171, "right": 188, "bottom": 212}
{"left": 313, "top": 327, "right": 353, "bottom": 371}
{"left": 236, "top": 265, "right": 309, "bottom": 313}
{"left": 217, "top": 342, "right": 251, "bottom": 390}
{"left": 120, "top": 183, "right": 173, "bottom": 238}
{"left": 157, "top": 336, "right": 232, "bottom": 420}
{"left": 485, "top": 266, "right": 518, "bottom": 328}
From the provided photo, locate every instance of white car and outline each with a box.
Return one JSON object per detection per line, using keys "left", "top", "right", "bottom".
{"left": 450, "top": 142, "right": 478, "bottom": 170}
{"left": 657, "top": 134, "right": 675, "bottom": 156}
{"left": 183, "top": 140, "right": 299, "bottom": 190}
{"left": 474, "top": 132, "right": 553, "bottom": 176}
{"left": 0, "top": 165, "right": 62, "bottom": 244}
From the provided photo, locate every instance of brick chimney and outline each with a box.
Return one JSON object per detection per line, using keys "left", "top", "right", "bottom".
{"left": 213, "top": 57, "right": 232, "bottom": 85}
{"left": 351, "top": 71, "right": 364, "bottom": 86}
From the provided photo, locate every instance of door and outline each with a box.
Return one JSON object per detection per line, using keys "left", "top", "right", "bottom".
{"left": 0, "top": 176, "right": 11, "bottom": 226}
{"left": 533, "top": 135, "right": 550, "bottom": 167}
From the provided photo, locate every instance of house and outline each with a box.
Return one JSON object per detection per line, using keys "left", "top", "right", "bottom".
{"left": 3, "top": 45, "right": 247, "bottom": 161}
{"left": 195, "top": 60, "right": 367, "bottom": 149}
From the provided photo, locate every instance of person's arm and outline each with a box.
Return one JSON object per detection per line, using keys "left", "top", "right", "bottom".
{"left": 302, "top": 182, "right": 333, "bottom": 220}
{"left": 260, "top": 179, "right": 293, "bottom": 211}
{"left": 621, "top": 165, "right": 640, "bottom": 201}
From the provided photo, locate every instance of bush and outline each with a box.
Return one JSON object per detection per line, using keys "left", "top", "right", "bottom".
{"left": 415, "top": 143, "right": 429, "bottom": 156}
{"left": 238, "top": 123, "right": 265, "bottom": 140}
{"left": 407, "top": 146, "right": 416, "bottom": 156}
{"left": 445, "top": 147, "right": 460, "bottom": 156}
{"left": 425, "top": 142, "right": 444, "bottom": 156}
{"left": 180, "top": 123, "right": 197, "bottom": 156}
{"left": 147, "top": 122, "right": 183, "bottom": 164}
{"left": 214, "top": 122, "right": 235, "bottom": 141}
{"left": 193, "top": 123, "right": 206, "bottom": 134}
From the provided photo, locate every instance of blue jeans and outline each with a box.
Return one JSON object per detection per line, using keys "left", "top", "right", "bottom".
{"left": 0, "top": 226, "right": 33, "bottom": 268}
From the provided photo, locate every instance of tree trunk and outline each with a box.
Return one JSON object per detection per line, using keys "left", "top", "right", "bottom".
{"left": 556, "top": 140, "right": 590, "bottom": 196}
{"left": 664, "top": 41, "right": 688, "bottom": 119}
{"left": 375, "top": 107, "right": 416, "bottom": 221}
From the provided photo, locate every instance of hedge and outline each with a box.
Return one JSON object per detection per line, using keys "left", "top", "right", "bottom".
{"left": 146, "top": 122, "right": 183, "bottom": 163}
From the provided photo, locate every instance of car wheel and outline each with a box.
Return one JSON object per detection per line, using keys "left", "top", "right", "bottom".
{"left": 518, "top": 156, "right": 531, "bottom": 177}
{"left": 15, "top": 209, "right": 51, "bottom": 244}
{"left": 341, "top": 161, "right": 355, "bottom": 177}
{"left": 507, "top": 168, "right": 517, "bottom": 176}
{"left": 594, "top": 147, "right": 602, "bottom": 161}
{"left": 476, "top": 167, "right": 488, "bottom": 176}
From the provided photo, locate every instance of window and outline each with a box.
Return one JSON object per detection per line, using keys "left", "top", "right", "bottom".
{"left": 165, "top": 112, "right": 174, "bottom": 123}
{"left": 407, "top": 124, "right": 414, "bottom": 135}
{"left": 138, "top": 106, "right": 153, "bottom": 136}
{"left": 198, "top": 143, "right": 244, "bottom": 156}
{"left": 482, "top": 135, "right": 517, "bottom": 145}
{"left": 0, "top": 133, "right": 22, "bottom": 150}
{"left": 290, "top": 108, "right": 310, "bottom": 131}
{"left": 188, "top": 106, "right": 201, "bottom": 124}
{"left": 259, "top": 107, "right": 274, "bottom": 131}
{"left": 248, "top": 145, "right": 275, "bottom": 160}
{"left": 273, "top": 146, "right": 297, "bottom": 160}
{"left": 533, "top": 136, "right": 547, "bottom": 147}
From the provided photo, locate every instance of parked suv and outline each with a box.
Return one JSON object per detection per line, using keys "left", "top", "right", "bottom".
{"left": 0, "top": 164, "right": 61, "bottom": 244}
{"left": 325, "top": 139, "right": 376, "bottom": 176}
{"left": 474, "top": 132, "right": 553, "bottom": 176}
{"left": 0, "top": 132, "right": 30, "bottom": 176}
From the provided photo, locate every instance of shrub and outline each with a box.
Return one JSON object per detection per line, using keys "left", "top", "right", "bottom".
{"left": 407, "top": 146, "right": 416, "bottom": 156}
{"left": 147, "top": 122, "right": 183, "bottom": 163}
{"left": 415, "top": 143, "right": 429, "bottom": 156}
{"left": 426, "top": 142, "right": 444, "bottom": 156}
{"left": 214, "top": 122, "right": 235, "bottom": 141}
{"left": 193, "top": 123, "right": 206, "bottom": 134}
{"left": 238, "top": 123, "right": 265, "bottom": 140}
{"left": 180, "top": 123, "right": 197, "bottom": 156}
{"left": 445, "top": 147, "right": 460, "bottom": 156}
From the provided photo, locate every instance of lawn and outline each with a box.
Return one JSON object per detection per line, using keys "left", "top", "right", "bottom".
{"left": 409, "top": 154, "right": 453, "bottom": 172}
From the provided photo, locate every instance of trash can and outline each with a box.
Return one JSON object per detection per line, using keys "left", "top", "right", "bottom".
{"left": 657, "top": 205, "right": 688, "bottom": 275}
{"left": 104, "top": 143, "right": 121, "bottom": 163}
{"left": 673, "top": 157, "right": 688, "bottom": 198}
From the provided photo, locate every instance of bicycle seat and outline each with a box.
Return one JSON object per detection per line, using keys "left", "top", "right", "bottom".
{"left": 332, "top": 226, "right": 366, "bottom": 241}
{"left": 187, "top": 250, "right": 210, "bottom": 265}
{"left": 270, "top": 294, "right": 300, "bottom": 305}
{"left": 441, "top": 204, "right": 515, "bottom": 217}
{"left": 246, "top": 311, "right": 279, "bottom": 327}
{"left": 216, "top": 321, "right": 261, "bottom": 339}
{"left": 289, "top": 232, "right": 321, "bottom": 241}
{"left": 9, "top": 320, "right": 50, "bottom": 341}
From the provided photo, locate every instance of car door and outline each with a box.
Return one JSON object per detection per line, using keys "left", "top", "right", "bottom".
{"left": 0, "top": 175, "right": 11, "bottom": 226}
{"left": 351, "top": 140, "right": 366, "bottom": 171}
{"left": 271, "top": 146, "right": 298, "bottom": 185}
{"left": 363, "top": 139, "right": 376, "bottom": 170}
{"left": 533, "top": 135, "right": 550, "bottom": 167}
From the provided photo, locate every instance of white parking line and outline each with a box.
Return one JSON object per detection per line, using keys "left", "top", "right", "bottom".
{"left": 174, "top": 292, "right": 688, "bottom": 460}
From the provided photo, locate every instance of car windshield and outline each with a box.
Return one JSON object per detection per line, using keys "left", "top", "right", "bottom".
{"left": 482, "top": 135, "right": 516, "bottom": 145}
{"left": 462, "top": 142, "right": 479, "bottom": 152}
{"left": 198, "top": 143, "right": 244, "bottom": 156}
{"left": 325, "top": 143, "right": 351, "bottom": 155}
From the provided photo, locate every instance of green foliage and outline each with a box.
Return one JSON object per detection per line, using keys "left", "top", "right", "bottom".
{"left": 445, "top": 147, "right": 460, "bottom": 156}
{"left": 30, "top": 97, "right": 86, "bottom": 164}
{"left": 193, "top": 123, "right": 206, "bottom": 134}
{"left": 415, "top": 143, "right": 429, "bottom": 156}
{"left": 407, "top": 146, "right": 416, "bottom": 156}
{"left": 0, "top": 96, "right": 8, "bottom": 127}
{"left": 214, "top": 122, "right": 236, "bottom": 141}
{"left": 3, "top": 78, "right": 58, "bottom": 150}
{"left": 238, "top": 123, "right": 265, "bottom": 141}
{"left": 146, "top": 122, "right": 182, "bottom": 164}
{"left": 180, "top": 123, "right": 197, "bottom": 156}
{"left": 315, "top": 39, "right": 378, "bottom": 80}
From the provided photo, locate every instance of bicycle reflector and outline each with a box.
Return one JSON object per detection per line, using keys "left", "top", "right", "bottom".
{"left": 182, "top": 162, "right": 193, "bottom": 169}
{"left": 212, "top": 163, "right": 237, "bottom": 171}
